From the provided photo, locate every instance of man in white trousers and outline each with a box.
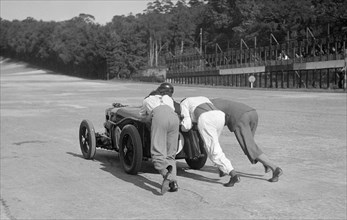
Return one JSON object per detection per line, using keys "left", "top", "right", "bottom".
{"left": 180, "top": 96, "right": 240, "bottom": 187}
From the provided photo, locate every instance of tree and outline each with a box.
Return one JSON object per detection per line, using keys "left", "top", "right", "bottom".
{"left": 142, "top": 0, "right": 175, "bottom": 66}
{"left": 312, "top": 0, "right": 347, "bottom": 36}
{"left": 168, "top": 1, "right": 197, "bottom": 55}
{"left": 104, "top": 15, "right": 147, "bottom": 79}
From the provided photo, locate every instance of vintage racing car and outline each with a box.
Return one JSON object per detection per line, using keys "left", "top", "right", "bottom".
{"left": 78, "top": 103, "right": 207, "bottom": 174}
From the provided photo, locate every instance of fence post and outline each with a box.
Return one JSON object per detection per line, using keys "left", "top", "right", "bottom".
{"left": 319, "top": 69, "right": 322, "bottom": 88}
{"left": 327, "top": 68, "right": 330, "bottom": 89}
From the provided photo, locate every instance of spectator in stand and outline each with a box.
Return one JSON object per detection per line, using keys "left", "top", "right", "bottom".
{"left": 283, "top": 52, "right": 289, "bottom": 60}
{"left": 330, "top": 46, "right": 336, "bottom": 54}
{"left": 278, "top": 50, "right": 289, "bottom": 60}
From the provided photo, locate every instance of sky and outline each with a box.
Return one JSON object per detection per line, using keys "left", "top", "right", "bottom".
{"left": 0, "top": 0, "right": 156, "bottom": 25}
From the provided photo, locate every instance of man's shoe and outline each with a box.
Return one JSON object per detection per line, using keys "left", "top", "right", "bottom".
{"left": 268, "top": 167, "right": 283, "bottom": 182}
{"left": 264, "top": 165, "right": 271, "bottom": 173}
{"left": 169, "top": 181, "right": 178, "bottom": 192}
{"left": 219, "top": 169, "right": 227, "bottom": 177}
{"left": 161, "top": 178, "right": 170, "bottom": 195}
{"left": 161, "top": 167, "right": 172, "bottom": 195}
{"left": 223, "top": 174, "right": 240, "bottom": 187}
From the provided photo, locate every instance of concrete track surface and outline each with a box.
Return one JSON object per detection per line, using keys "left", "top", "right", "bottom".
{"left": 1, "top": 58, "right": 346, "bottom": 220}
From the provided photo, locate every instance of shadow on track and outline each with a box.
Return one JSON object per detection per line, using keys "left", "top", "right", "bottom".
{"left": 176, "top": 161, "right": 269, "bottom": 182}
{"left": 67, "top": 150, "right": 254, "bottom": 193}
{"left": 176, "top": 162, "right": 223, "bottom": 185}
{"left": 67, "top": 150, "right": 162, "bottom": 195}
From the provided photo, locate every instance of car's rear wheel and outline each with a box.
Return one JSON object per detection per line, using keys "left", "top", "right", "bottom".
{"left": 185, "top": 140, "right": 207, "bottom": 170}
{"left": 119, "top": 125, "right": 143, "bottom": 174}
{"left": 79, "top": 120, "right": 96, "bottom": 159}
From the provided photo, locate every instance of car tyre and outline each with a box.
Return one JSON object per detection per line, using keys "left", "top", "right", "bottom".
{"left": 79, "top": 120, "right": 97, "bottom": 159}
{"left": 185, "top": 138, "right": 207, "bottom": 169}
{"left": 119, "top": 124, "right": 143, "bottom": 174}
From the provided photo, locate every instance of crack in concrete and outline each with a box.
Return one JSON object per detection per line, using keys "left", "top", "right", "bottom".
{"left": 12, "top": 140, "right": 46, "bottom": 146}
{"left": 0, "top": 198, "right": 17, "bottom": 220}
{"left": 180, "top": 188, "right": 209, "bottom": 204}
{"left": 0, "top": 156, "right": 19, "bottom": 160}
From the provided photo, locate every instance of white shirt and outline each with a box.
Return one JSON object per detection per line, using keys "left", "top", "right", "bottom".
{"left": 139, "top": 94, "right": 175, "bottom": 116}
{"left": 180, "top": 96, "right": 212, "bottom": 131}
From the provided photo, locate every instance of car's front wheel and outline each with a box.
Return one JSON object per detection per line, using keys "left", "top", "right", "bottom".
{"left": 79, "top": 120, "right": 96, "bottom": 159}
{"left": 119, "top": 124, "right": 143, "bottom": 174}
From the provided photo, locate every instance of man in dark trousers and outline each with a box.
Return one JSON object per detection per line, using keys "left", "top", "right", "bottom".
{"left": 211, "top": 98, "right": 283, "bottom": 183}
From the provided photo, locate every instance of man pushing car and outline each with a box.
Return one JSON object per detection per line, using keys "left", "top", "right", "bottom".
{"left": 211, "top": 98, "right": 283, "bottom": 182}
{"left": 164, "top": 83, "right": 283, "bottom": 184}
{"left": 180, "top": 96, "right": 241, "bottom": 187}
{"left": 140, "top": 83, "right": 180, "bottom": 195}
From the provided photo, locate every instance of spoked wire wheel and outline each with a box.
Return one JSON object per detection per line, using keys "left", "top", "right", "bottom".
{"left": 119, "top": 125, "right": 143, "bottom": 174}
{"left": 79, "top": 120, "right": 96, "bottom": 159}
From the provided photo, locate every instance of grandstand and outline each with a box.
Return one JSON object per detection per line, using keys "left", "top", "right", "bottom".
{"left": 165, "top": 34, "right": 346, "bottom": 90}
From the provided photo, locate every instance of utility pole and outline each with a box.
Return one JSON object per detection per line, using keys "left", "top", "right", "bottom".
{"left": 200, "top": 28, "right": 203, "bottom": 55}
{"left": 254, "top": 36, "right": 257, "bottom": 62}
